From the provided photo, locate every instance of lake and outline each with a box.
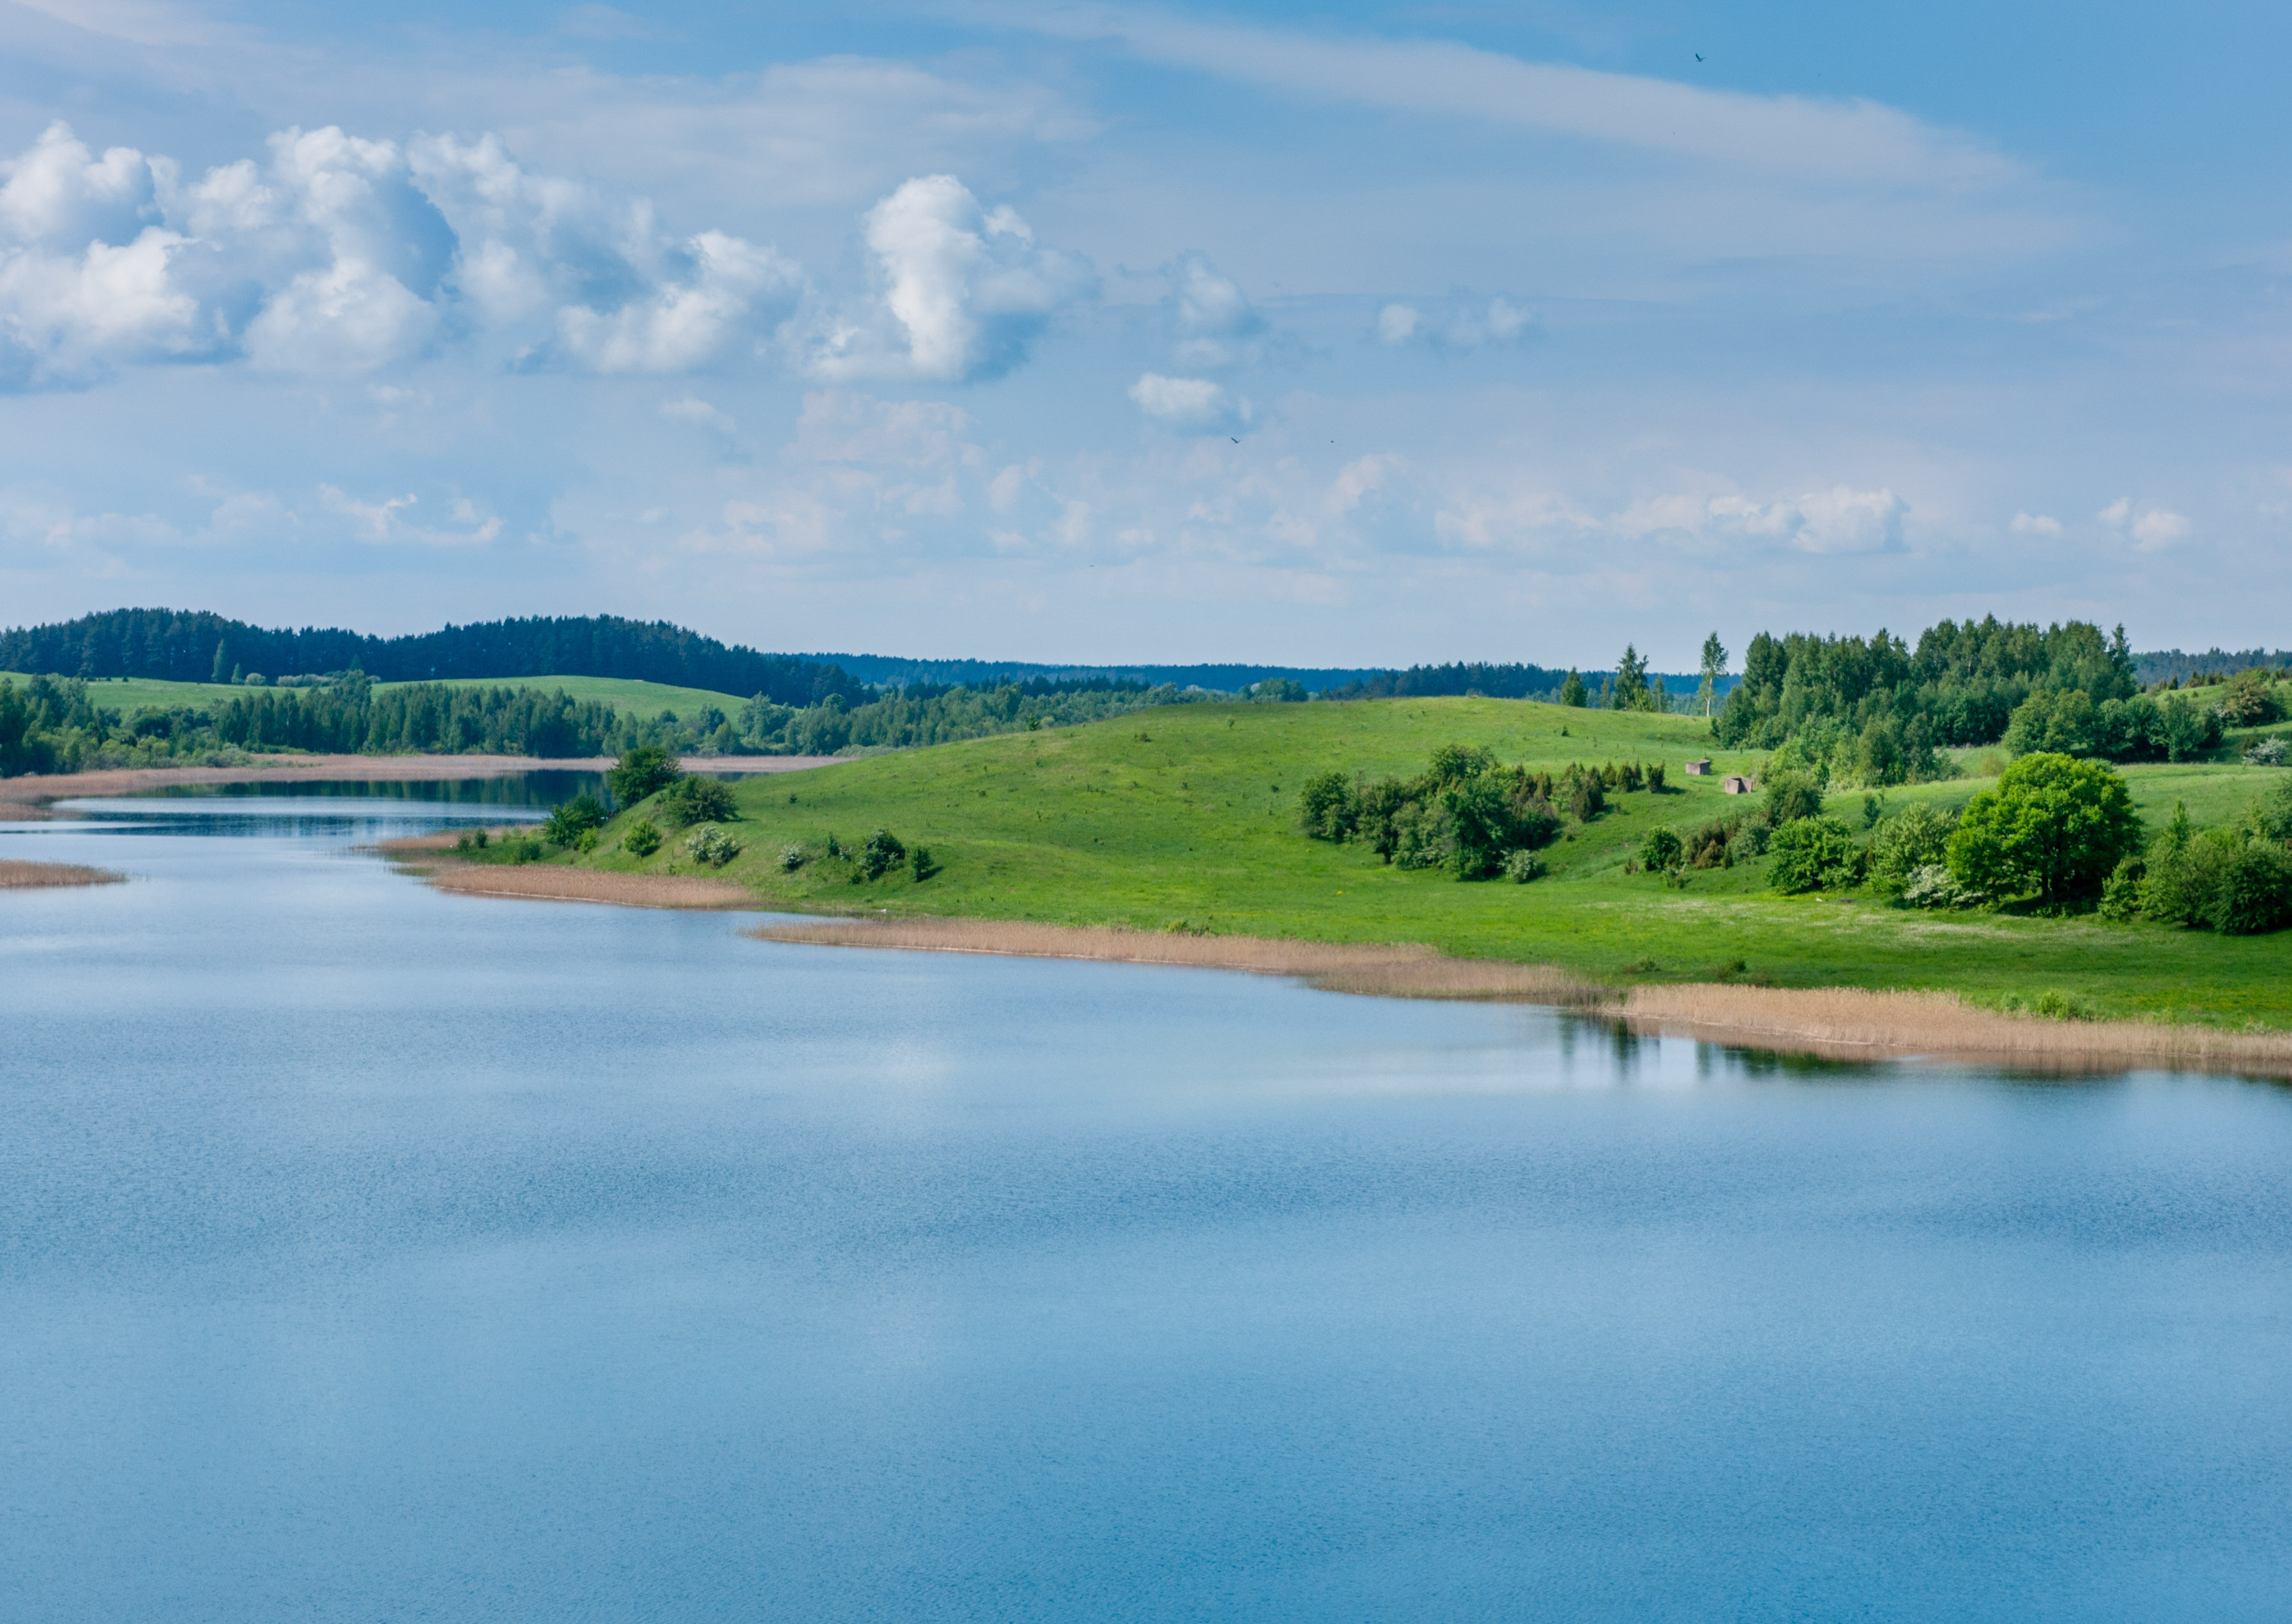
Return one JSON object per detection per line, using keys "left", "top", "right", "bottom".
{"left": 4, "top": 779, "right": 2289, "bottom": 1621}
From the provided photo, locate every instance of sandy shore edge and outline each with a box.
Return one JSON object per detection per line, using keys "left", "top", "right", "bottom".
{"left": 382, "top": 841, "right": 757, "bottom": 910}
{"left": 0, "top": 858, "right": 128, "bottom": 889}
{"left": 754, "top": 915, "right": 2292, "bottom": 1080}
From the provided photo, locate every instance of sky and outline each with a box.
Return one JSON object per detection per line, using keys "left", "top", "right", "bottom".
{"left": 1, "top": 0, "right": 2287, "bottom": 668}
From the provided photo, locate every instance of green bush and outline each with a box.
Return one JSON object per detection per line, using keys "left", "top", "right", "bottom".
{"left": 607, "top": 745, "right": 682, "bottom": 808}
{"left": 856, "top": 828, "right": 906, "bottom": 880}
{"left": 659, "top": 775, "right": 737, "bottom": 828}
{"left": 1680, "top": 818, "right": 1737, "bottom": 869}
{"left": 2097, "top": 855, "right": 2145, "bottom": 921}
{"left": 1867, "top": 803, "right": 1957, "bottom": 896}
{"left": 1639, "top": 829, "right": 1683, "bottom": 872}
{"left": 909, "top": 845, "right": 940, "bottom": 882}
{"left": 1764, "top": 773, "right": 1824, "bottom": 826}
{"left": 623, "top": 818, "right": 662, "bottom": 858}
{"left": 1946, "top": 752, "right": 2142, "bottom": 905}
{"left": 778, "top": 843, "right": 806, "bottom": 872}
{"left": 2206, "top": 837, "right": 2292, "bottom": 934}
{"left": 1899, "top": 862, "right": 1967, "bottom": 909}
{"left": 1298, "top": 771, "right": 1357, "bottom": 841}
{"left": 1503, "top": 850, "right": 1546, "bottom": 883}
{"left": 544, "top": 792, "right": 607, "bottom": 846}
{"left": 1768, "top": 815, "right": 1861, "bottom": 893}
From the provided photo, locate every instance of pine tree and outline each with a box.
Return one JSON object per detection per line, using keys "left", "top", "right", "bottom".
{"left": 1610, "top": 645, "right": 1649, "bottom": 711}
{"left": 1558, "top": 668, "right": 1587, "bottom": 707}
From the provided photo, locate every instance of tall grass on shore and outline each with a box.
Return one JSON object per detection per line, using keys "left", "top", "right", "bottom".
{"left": 1622, "top": 983, "right": 2292, "bottom": 1079}
{"left": 748, "top": 917, "right": 1606, "bottom": 1002}
{"left": 0, "top": 859, "right": 125, "bottom": 888}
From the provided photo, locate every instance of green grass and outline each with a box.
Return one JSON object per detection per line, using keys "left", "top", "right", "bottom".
{"left": 381, "top": 674, "right": 750, "bottom": 718}
{"left": 3, "top": 673, "right": 252, "bottom": 712}
{"left": 564, "top": 696, "right": 2292, "bottom": 1030}
{"left": 4, "top": 670, "right": 750, "bottom": 721}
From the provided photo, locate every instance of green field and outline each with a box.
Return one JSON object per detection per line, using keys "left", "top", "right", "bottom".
{"left": 383, "top": 675, "right": 751, "bottom": 718}
{"left": 3, "top": 670, "right": 751, "bottom": 720}
{"left": 562, "top": 696, "right": 2292, "bottom": 1029}
{"left": 3, "top": 673, "right": 252, "bottom": 712}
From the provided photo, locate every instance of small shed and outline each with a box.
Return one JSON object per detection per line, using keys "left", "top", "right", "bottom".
{"left": 1722, "top": 774, "right": 1754, "bottom": 795}
{"left": 1684, "top": 758, "right": 1712, "bottom": 776}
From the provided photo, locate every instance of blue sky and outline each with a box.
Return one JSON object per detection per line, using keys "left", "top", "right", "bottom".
{"left": 1, "top": 0, "right": 2286, "bottom": 667}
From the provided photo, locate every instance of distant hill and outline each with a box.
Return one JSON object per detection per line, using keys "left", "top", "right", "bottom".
{"left": 2134, "top": 647, "right": 2292, "bottom": 685}
{"left": 0, "top": 609, "right": 866, "bottom": 709}
{"left": 1, "top": 609, "right": 1721, "bottom": 704}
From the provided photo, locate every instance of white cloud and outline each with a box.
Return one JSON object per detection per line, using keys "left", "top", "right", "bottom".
{"left": 804, "top": 174, "right": 1093, "bottom": 383}
{"left": 2131, "top": 508, "right": 2191, "bottom": 549}
{"left": 1703, "top": 486, "right": 1907, "bottom": 554}
{"left": 2008, "top": 511, "right": 2061, "bottom": 536}
{"left": 1376, "top": 295, "right": 1532, "bottom": 350}
{"left": 558, "top": 230, "right": 801, "bottom": 372}
{"left": 2097, "top": 496, "right": 2192, "bottom": 550}
{"left": 1129, "top": 371, "right": 1249, "bottom": 433}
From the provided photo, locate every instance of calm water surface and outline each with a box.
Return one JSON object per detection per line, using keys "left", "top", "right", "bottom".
{"left": 3, "top": 781, "right": 2289, "bottom": 1621}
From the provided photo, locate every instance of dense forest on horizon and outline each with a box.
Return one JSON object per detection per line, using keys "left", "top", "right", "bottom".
{"left": 0, "top": 609, "right": 868, "bottom": 708}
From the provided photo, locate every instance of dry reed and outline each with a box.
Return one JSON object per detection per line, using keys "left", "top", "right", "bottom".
{"left": 0, "top": 858, "right": 126, "bottom": 889}
{"left": 749, "top": 916, "right": 1603, "bottom": 1003}
{"left": 421, "top": 863, "right": 756, "bottom": 909}
{"left": 1621, "top": 983, "right": 2292, "bottom": 1079}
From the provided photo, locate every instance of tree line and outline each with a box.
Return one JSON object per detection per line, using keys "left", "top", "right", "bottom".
{"left": 0, "top": 609, "right": 867, "bottom": 708}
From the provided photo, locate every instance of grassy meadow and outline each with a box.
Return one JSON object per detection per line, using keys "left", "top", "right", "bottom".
{"left": 385, "top": 674, "right": 750, "bottom": 718}
{"left": 565, "top": 696, "right": 2292, "bottom": 1029}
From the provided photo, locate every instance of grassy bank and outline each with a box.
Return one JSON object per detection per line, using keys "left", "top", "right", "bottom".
{"left": 558, "top": 696, "right": 2292, "bottom": 1030}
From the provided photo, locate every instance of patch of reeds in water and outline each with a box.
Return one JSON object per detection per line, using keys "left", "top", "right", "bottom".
{"left": 748, "top": 917, "right": 1605, "bottom": 1003}
{"left": 422, "top": 863, "right": 756, "bottom": 909}
{"left": 0, "top": 859, "right": 126, "bottom": 889}
{"left": 1622, "top": 983, "right": 2292, "bottom": 1079}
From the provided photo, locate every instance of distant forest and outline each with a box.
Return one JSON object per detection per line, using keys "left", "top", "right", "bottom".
{"left": 0, "top": 609, "right": 867, "bottom": 708}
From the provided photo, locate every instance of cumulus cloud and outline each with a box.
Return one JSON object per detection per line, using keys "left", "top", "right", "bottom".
{"left": 0, "top": 124, "right": 1074, "bottom": 391}
{"left": 1375, "top": 296, "right": 1533, "bottom": 351}
{"left": 1702, "top": 486, "right": 1907, "bottom": 554}
{"left": 1623, "top": 481, "right": 1907, "bottom": 557}
{"left": 1129, "top": 371, "right": 1250, "bottom": 433}
{"left": 803, "top": 175, "right": 1094, "bottom": 383}
{"left": 659, "top": 395, "right": 735, "bottom": 433}
{"left": 2008, "top": 511, "right": 2061, "bottom": 536}
{"left": 2098, "top": 496, "right": 2192, "bottom": 550}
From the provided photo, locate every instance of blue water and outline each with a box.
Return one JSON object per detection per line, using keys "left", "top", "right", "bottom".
{"left": 4, "top": 785, "right": 2290, "bottom": 1621}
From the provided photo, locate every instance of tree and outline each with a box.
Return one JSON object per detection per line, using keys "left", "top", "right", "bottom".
{"left": 210, "top": 640, "right": 229, "bottom": 684}
{"left": 1610, "top": 645, "right": 1650, "bottom": 711}
{"left": 607, "top": 744, "right": 682, "bottom": 808}
{"left": 1558, "top": 668, "right": 1587, "bottom": 708}
{"left": 1297, "top": 772, "right": 1357, "bottom": 841}
{"left": 1946, "top": 752, "right": 2143, "bottom": 905}
{"left": 1697, "top": 632, "right": 1727, "bottom": 718}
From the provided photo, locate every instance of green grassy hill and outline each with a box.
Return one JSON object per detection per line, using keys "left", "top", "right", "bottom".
{"left": 382, "top": 675, "right": 750, "bottom": 718}
{"left": 569, "top": 696, "right": 2292, "bottom": 1028}
{"left": 3, "top": 673, "right": 250, "bottom": 712}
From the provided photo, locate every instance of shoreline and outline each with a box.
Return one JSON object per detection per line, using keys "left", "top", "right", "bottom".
{"left": 0, "top": 751, "right": 850, "bottom": 814}
{"left": 753, "top": 915, "right": 2292, "bottom": 1081}
{"left": 356, "top": 858, "right": 2292, "bottom": 1078}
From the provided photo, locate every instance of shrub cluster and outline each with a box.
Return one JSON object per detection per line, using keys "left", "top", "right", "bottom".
{"left": 2104, "top": 785, "right": 2292, "bottom": 935}
{"left": 659, "top": 774, "right": 737, "bottom": 827}
{"left": 1299, "top": 744, "right": 1666, "bottom": 882}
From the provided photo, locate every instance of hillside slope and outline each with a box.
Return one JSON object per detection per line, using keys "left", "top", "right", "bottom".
{"left": 568, "top": 697, "right": 2292, "bottom": 1027}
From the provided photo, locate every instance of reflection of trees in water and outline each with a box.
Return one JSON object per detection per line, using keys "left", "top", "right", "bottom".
{"left": 155, "top": 771, "right": 611, "bottom": 808}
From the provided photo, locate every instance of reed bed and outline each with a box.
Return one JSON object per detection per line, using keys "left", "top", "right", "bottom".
{"left": 1621, "top": 983, "right": 2292, "bottom": 1078}
{"left": 422, "top": 863, "right": 756, "bottom": 909}
{"left": 0, "top": 859, "right": 126, "bottom": 889}
{"left": 749, "top": 917, "right": 1604, "bottom": 1003}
